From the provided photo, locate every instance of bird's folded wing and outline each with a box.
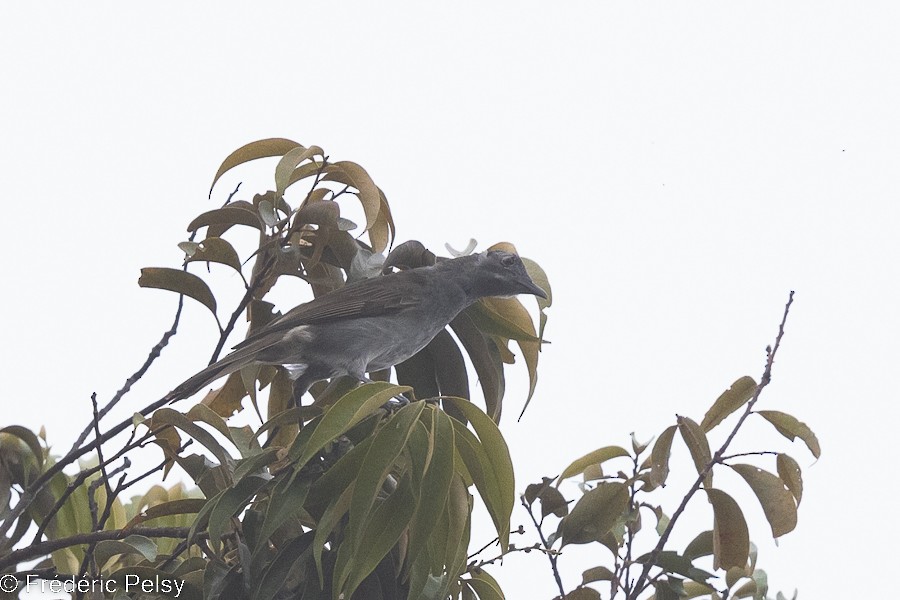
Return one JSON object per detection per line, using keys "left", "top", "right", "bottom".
{"left": 232, "top": 273, "right": 420, "bottom": 351}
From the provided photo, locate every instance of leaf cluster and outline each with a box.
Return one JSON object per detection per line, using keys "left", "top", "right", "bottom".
{"left": 519, "top": 296, "right": 818, "bottom": 600}
{"left": 0, "top": 140, "right": 552, "bottom": 600}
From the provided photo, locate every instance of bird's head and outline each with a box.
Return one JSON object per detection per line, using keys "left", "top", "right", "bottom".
{"left": 467, "top": 250, "right": 548, "bottom": 300}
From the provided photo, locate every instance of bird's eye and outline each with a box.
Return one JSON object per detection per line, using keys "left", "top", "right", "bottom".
{"left": 501, "top": 255, "right": 517, "bottom": 267}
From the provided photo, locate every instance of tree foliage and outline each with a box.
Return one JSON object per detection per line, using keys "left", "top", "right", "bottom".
{"left": 0, "top": 140, "right": 814, "bottom": 600}
{"left": 0, "top": 140, "right": 550, "bottom": 599}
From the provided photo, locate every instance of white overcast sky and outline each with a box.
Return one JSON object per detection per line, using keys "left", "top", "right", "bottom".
{"left": 2, "top": 3, "right": 897, "bottom": 598}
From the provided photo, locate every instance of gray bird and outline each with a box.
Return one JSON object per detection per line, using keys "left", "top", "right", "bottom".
{"left": 168, "top": 250, "right": 547, "bottom": 404}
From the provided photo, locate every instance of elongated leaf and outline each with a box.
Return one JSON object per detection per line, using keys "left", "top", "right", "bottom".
{"left": 776, "top": 453, "right": 803, "bottom": 505}
{"left": 407, "top": 409, "right": 455, "bottom": 564}
{"left": 444, "top": 398, "right": 514, "bottom": 550}
{"left": 151, "top": 408, "right": 234, "bottom": 470}
{"left": 730, "top": 464, "right": 797, "bottom": 537}
{"left": 706, "top": 488, "right": 749, "bottom": 570}
{"left": 635, "top": 550, "right": 715, "bottom": 583}
{"left": 582, "top": 566, "right": 615, "bottom": 584}
{"left": 562, "top": 587, "right": 602, "bottom": 600}
{"left": 678, "top": 416, "right": 713, "bottom": 488}
{"left": 450, "top": 311, "right": 505, "bottom": 421}
{"left": 466, "top": 568, "right": 505, "bottom": 600}
{"left": 333, "top": 404, "right": 424, "bottom": 594}
{"left": 341, "top": 475, "right": 417, "bottom": 599}
{"left": 188, "top": 205, "right": 263, "bottom": 232}
{"left": 684, "top": 530, "right": 714, "bottom": 561}
{"left": 139, "top": 268, "right": 218, "bottom": 319}
{"left": 367, "top": 189, "right": 394, "bottom": 253}
{"left": 0, "top": 425, "right": 44, "bottom": 468}
{"left": 323, "top": 161, "right": 381, "bottom": 229}
{"left": 250, "top": 477, "right": 308, "bottom": 561}
{"left": 209, "top": 138, "right": 302, "bottom": 197}
{"left": 251, "top": 531, "right": 315, "bottom": 600}
{"left": 94, "top": 535, "right": 158, "bottom": 570}
{"left": 185, "top": 237, "right": 243, "bottom": 274}
{"left": 701, "top": 376, "right": 757, "bottom": 432}
{"left": 557, "top": 446, "right": 630, "bottom": 484}
{"left": 346, "top": 403, "right": 424, "bottom": 550}
{"left": 649, "top": 425, "right": 677, "bottom": 488}
{"left": 560, "top": 482, "right": 629, "bottom": 546}
{"left": 289, "top": 382, "right": 410, "bottom": 466}
{"left": 232, "top": 448, "right": 279, "bottom": 481}
{"left": 756, "top": 411, "right": 821, "bottom": 458}
{"left": 201, "top": 371, "right": 248, "bottom": 418}
{"left": 207, "top": 475, "right": 268, "bottom": 549}
{"left": 125, "top": 498, "right": 207, "bottom": 528}
{"left": 475, "top": 298, "right": 541, "bottom": 342}
{"left": 274, "top": 145, "right": 323, "bottom": 195}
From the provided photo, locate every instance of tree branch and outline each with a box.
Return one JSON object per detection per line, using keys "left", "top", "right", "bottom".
{"left": 630, "top": 291, "right": 795, "bottom": 598}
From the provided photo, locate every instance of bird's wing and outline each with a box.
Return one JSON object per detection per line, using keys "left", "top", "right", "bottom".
{"left": 232, "top": 271, "right": 422, "bottom": 351}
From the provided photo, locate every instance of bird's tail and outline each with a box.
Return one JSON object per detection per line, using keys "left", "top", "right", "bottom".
{"left": 164, "top": 352, "right": 254, "bottom": 403}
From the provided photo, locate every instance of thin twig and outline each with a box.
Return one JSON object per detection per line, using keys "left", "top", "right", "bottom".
{"left": 0, "top": 527, "right": 196, "bottom": 571}
{"left": 630, "top": 291, "right": 795, "bottom": 597}
{"left": 521, "top": 495, "right": 566, "bottom": 599}
{"left": 68, "top": 296, "right": 185, "bottom": 455}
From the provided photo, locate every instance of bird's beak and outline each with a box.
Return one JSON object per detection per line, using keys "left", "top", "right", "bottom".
{"left": 522, "top": 279, "right": 548, "bottom": 299}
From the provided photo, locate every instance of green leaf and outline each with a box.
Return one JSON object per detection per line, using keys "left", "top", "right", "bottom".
{"left": 444, "top": 398, "right": 515, "bottom": 550}
{"left": 252, "top": 475, "right": 310, "bottom": 561}
{"left": 730, "top": 464, "right": 797, "bottom": 537}
{"left": 323, "top": 161, "right": 381, "bottom": 230}
{"left": 681, "top": 581, "right": 719, "bottom": 599}
{"left": 150, "top": 408, "right": 234, "bottom": 470}
{"left": 756, "top": 410, "right": 821, "bottom": 458}
{"left": 125, "top": 498, "right": 206, "bottom": 527}
{"left": 557, "top": 446, "right": 630, "bottom": 484}
{"left": 407, "top": 409, "right": 456, "bottom": 565}
{"left": 562, "top": 586, "right": 602, "bottom": 599}
{"left": 346, "top": 403, "right": 424, "bottom": 553}
{"left": 683, "top": 530, "right": 714, "bottom": 561}
{"left": 312, "top": 485, "right": 353, "bottom": 587}
{"left": 274, "top": 145, "right": 324, "bottom": 195}
{"left": 232, "top": 448, "right": 280, "bottom": 481}
{"left": 652, "top": 505, "right": 671, "bottom": 536}
{"left": 288, "top": 382, "right": 410, "bottom": 466}
{"left": 341, "top": 475, "right": 418, "bottom": 599}
{"left": 0, "top": 425, "right": 44, "bottom": 468}
{"left": 209, "top": 137, "right": 303, "bottom": 197}
{"left": 649, "top": 425, "right": 677, "bottom": 488}
{"left": 450, "top": 311, "right": 505, "bottom": 421}
{"left": 466, "top": 568, "right": 505, "bottom": 600}
{"left": 187, "top": 204, "right": 263, "bottom": 232}
{"left": 677, "top": 416, "right": 713, "bottom": 488}
{"left": 138, "top": 267, "right": 218, "bottom": 321}
{"left": 706, "top": 488, "right": 749, "bottom": 570}
{"left": 258, "top": 199, "right": 277, "bottom": 227}
{"left": 559, "top": 482, "right": 629, "bottom": 546}
{"left": 332, "top": 404, "right": 424, "bottom": 594}
{"left": 582, "top": 566, "right": 615, "bottom": 584}
{"left": 733, "top": 569, "right": 768, "bottom": 600}
{"left": 185, "top": 237, "right": 244, "bottom": 275}
{"left": 776, "top": 453, "right": 803, "bottom": 505}
{"left": 207, "top": 475, "right": 268, "bottom": 549}
{"left": 700, "top": 376, "right": 757, "bottom": 432}
{"left": 634, "top": 550, "right": 715, "bottom": 583}
{"left": 93, "top": 535, "right": 158, "bottom": 570}
{"left": 251, "top": 531, "right": 315, "bottom": 600}
{"left": 475, "top": 298, "right": 541, "bottom": 342}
